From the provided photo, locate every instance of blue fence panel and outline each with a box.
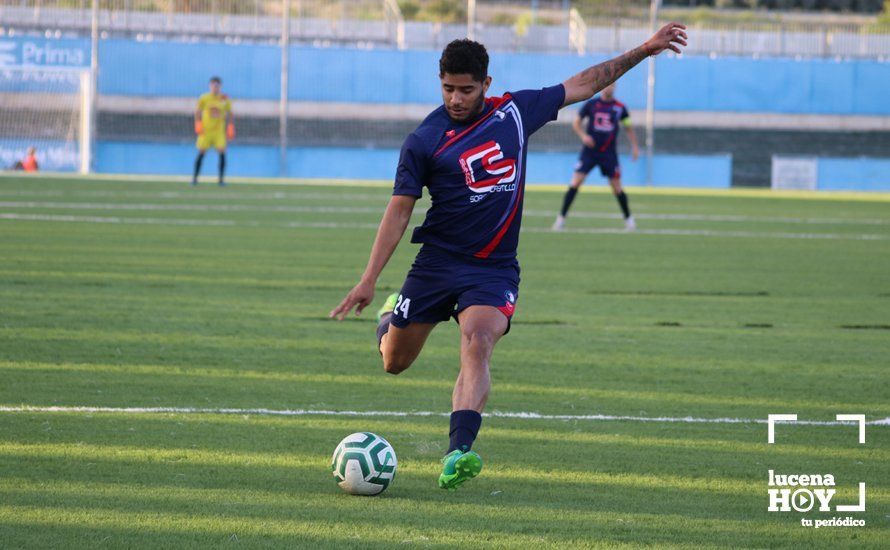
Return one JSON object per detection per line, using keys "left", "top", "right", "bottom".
{"left": 403, "top": 49, "right": 446, "bottom": 104}
{"left": 97, "top": 141, "right": 278, "bottom": 177}
{"left": 649, "top": 154, "right": 732, "bottom": 187}
{"left": 656, "top": 55, "right": 890, "bottom": 114}
{"left": 95, "top": 141, "right": 890, "bottom": 192}
{"left": 810, "top": 59, "right": 856, "bottom": 114}
{"left": 286, "top": 147, "right": 400, "bottom": 179}
{"left": 654, "top": 56, "right": 714, "bottom": 111}
{"left": 289, "top": 48, "right": 890, "bottom": 114}
{"left": 99, "top": 39, "right": 281, "bottom": 99}
{"left": 710, "top": 57, "right": 813, "bottom": 113}
{"left": 93, "top": 141, "right": 730, "bottom": 187}
{"left": 851, "top": 61, "right": 890, "bottom": 115}
{"left": 289, "top": 47, "right": 407, "bottom": 103}
{"left": 817, "top": 157, "right": 890, "bottom": 191}
{"left": 524, "top": 152, "right": 731, "bottom": 187}
{"left": 287, "top": 48, "right": 648, "bottom": 106}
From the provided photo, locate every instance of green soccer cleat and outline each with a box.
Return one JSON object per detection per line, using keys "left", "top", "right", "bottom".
{"left": 376, "top": 292, "right": 399, "bottom": 322}
{"left": 438, "top": 450, "right": 483, "bottom": 490}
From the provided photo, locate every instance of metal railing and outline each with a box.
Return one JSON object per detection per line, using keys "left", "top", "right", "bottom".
{"left": 568, "top": 7, "right": 586, "bottom": 54}
{"left": 382, "top": 0, "right": 405, "bottom": 49}
{"left": 3, "top": 1, "right": 890, "bottom": 57}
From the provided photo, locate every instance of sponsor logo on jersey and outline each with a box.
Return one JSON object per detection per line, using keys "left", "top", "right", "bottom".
{"left": 593, "top": 111, "right": 615, "bottom": 132}
{"left": 458, "top": 140, "right": 517, "bottom": 195}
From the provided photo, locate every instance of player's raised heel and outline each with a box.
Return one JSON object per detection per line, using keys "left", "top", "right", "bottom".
{"left": 438, "top": 450, "right": 483, "bottom": 490}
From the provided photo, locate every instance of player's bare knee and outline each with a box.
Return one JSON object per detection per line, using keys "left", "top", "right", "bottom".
{"left": 462, "top": 329, "right": 496, "bottom": 360}
{"left": 382, "top": 351, "right": 414, "bottom": 375}
{"left": 382, "top": 357, "right": 408, "bottom": 375}
{"left": 382, "top": 362, "right": 403, "bottom": 375}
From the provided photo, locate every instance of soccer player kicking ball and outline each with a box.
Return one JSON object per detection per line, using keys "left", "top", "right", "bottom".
{"left": 192, "top": 76, "right": 235, "bottom": 187}
{"left": 552, "top": 83, "right": 639, "bottom": 232}
{"left": 331, "top": 23, "right": 686, "bottom": 490}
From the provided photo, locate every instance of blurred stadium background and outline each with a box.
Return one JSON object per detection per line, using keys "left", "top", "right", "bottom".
{"left": 1, "top": 0, "right": 890, "bottom": 190}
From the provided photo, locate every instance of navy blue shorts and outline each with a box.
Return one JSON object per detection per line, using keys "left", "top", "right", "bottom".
{"left": 389, "top": 245, "right": 520, "bottom": 334}
{"left": 575, "top": 150, "right": 620, "bottom": 179}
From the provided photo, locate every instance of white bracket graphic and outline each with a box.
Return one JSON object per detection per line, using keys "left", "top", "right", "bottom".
{"left": 836, "top": 414, "right": 866, "bottom": 444}
{"left": 767, "top": 414, "right": 797, "bottom": 444}
{"left": 767, "top": 413, "right": 867, "bottom": 512}
{"left": 835, "top": 483, "right": 866, "bottom": 512}
{"left": 768, "top": 413, "right": 866, "bottom": 444}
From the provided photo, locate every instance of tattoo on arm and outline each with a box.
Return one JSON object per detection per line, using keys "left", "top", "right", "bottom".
{"left": 577, "top": 45, "right": 649, "bottom": 94}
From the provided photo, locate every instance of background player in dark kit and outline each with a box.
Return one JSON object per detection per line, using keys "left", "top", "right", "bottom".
{"left": 553, "top": 83, "right": 640, "bottom": 231}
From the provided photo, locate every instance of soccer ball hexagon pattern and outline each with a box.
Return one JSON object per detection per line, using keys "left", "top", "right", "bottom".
{"left": 331, "top": 432, "right": 397, "bottom": 496}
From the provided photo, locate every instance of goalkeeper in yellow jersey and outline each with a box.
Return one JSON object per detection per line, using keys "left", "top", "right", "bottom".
{"left": 191, "top": 76, "right": 234, "bottom": 186}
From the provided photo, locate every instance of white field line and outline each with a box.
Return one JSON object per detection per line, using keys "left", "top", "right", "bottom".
{"left": 1, "top": 405, "right": 888, "bottom": 426}
{"left": 525, "top": 226, "right": 889, "bottom": 241}
{"left": 0, "top": 197, "right": 887, "bottom": 226}
{"left": 527, "top": 209, "right": 890, "bottom": 226}
{"left": 1, "top": 212, "right": 886, "bottom": 241}
{"left": 0, "top": 213, "right": 240, "bottom": 227}
{"left": 0, "top": 189, "right": 391, "bottom": 202}
{"left": 0, "top": 201, "right": 386, "bottom": 215}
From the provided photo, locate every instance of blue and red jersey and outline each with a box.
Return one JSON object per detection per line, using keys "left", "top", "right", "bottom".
{"left": 578, "top": 97, "right": 629, "bottom": 155}
{"left": 393, "top": 84, "right": 565, "bottom": 261}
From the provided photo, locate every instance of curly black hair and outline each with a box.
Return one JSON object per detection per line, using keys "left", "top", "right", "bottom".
{"left": 439, "top": 39, "right": 489, "bottom": 82}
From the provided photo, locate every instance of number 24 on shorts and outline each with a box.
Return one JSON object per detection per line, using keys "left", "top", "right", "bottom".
{"left": 393, "top": 294, "right": 411, "bottom": 318}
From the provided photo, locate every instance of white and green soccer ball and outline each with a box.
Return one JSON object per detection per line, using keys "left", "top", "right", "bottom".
{"left": 331, "top": 432, "right": 397, "bottom": 496}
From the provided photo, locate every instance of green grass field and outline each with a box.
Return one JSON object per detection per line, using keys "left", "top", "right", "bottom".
{"left": 1, "top": 175, "right": 888, "bottom": 548}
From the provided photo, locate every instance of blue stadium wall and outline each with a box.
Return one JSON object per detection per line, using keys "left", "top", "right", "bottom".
{"left": 94, "top": 40, "right": 890, "bottom": 115}
{"left": 3, "top": 36, "right": 890, "bottom": 188}
{"left": 94, "top": 142, "right": 733, "bottom": 188}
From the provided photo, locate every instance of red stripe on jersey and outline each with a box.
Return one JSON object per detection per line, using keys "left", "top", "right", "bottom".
{"left": 599, "top": 132, "right": 615, "bottom": 153}
{"left": 434, "top": 94, "right": 512, "bottom": 158}
{"left": 473, "top": 179, "right": 523, "bottom": 259}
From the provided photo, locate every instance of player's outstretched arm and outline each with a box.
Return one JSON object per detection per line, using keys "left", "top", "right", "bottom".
{"left": 573, "top": 115, "right": 594, "bottom": 148}
{"left": 329, "top": 195, "right": 417, "bottom": 321}
{"left": 562, "top": 22, "right": 687, "bottom": 107}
